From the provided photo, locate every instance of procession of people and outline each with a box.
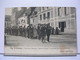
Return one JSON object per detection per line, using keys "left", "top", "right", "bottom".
{"left": 5, "top": 23, "right": 60, "bottom": 43}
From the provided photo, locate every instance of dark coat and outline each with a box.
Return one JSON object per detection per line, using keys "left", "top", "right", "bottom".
{"left": 46, "top": 26, "right": 51, "bottom": 35}
{"left": 41, "top": 26, "right": 46, "bottom": 36}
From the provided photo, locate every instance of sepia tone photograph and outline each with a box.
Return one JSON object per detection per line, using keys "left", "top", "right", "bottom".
{"left": 4, "top": 7, "right": 77, "bottom": 56}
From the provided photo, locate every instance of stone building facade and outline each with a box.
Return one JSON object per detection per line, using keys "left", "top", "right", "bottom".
{"left": 30, "top": 7, "right": 76, "bottom": 33}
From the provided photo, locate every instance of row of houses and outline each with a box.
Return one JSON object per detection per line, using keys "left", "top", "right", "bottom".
{"left": 8, "top": 7, "right": 76, "bottom": 33}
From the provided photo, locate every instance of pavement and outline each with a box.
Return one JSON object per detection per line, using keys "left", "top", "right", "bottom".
{"left": 4, "top": 34, "right": 77, "bottom": 55}
{"left": 5, "top": 34, "right": 76, "bottom": 47}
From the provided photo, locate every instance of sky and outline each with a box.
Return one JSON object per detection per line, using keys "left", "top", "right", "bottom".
{"left": 5, "top": 8, "right": 12, "bottom": 15}
{"left": 5, "top": 7, "right": 29, "bottom": 15}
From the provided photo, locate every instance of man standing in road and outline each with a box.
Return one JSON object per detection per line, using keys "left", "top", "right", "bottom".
{"left": 41, "top": 24, "right": 46, "bottom": 43}
{"left": 37, "top": 24, "right": 41, "bottom": 40}
{"left": 46, "top": 23, "right": 51, "bottom": 42}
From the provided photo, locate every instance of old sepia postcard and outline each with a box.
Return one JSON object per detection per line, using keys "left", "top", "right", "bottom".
{"left": 4, "top": 7, "right": 77, "bottom": 56}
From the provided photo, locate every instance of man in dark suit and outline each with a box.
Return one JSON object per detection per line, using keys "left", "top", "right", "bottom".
{"left": 29, "top": 24, "right": 33, "bottom": 38}
{"left": 37, "top": 24, "right": 41, "bottom": 40}
{"left": 41, "top": 24, "right": 46, "bottom": 43}
{"left": 27, "top": 25, "right": 30, "bottom": 38}
{"left": 46, "top": 23, "right": 51, "bottom": 42}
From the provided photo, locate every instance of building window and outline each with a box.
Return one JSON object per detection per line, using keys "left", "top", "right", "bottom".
{"left": 40, "top": 15, "right": 42, "bottom": 20}
{"left": 47, "top": 7, "right": 48, "bottom": 9}
{"left": 58, "top": 7, "right": 61, "bottom": 16}
{"left": 42, "top": 7, "right": 44, "bottom": 10}
{"left": 33, "top": 19, "right": 34, "bottom": 23}
{"left": 43, "top": 13, "right": 46, "bottom": 20}
{"left": 64, "top": 7, "right": 67, "bottom": 15}
{"left": 51, "top": 10, "right": 53, "bottom": 18}
{"left": 71, "top": 7, "right": 76, "bottom": 14}
{"left": 47, "top": 12, "right": 50, "bottom": 19}
{"left": 18, "top": 21, "right": 20, "bottom": 24}
{"left": 40, "top": 7, "right": 41, "bottom": 12}
{"left": 21, "top": 19, "right": 23, "bottom": 22}
{"left": 24, "top": 20, "right": 25, "bottom": 23}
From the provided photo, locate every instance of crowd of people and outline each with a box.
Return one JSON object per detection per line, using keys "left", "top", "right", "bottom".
{"left": 5, "top": 23, "right": 60, "bottom": 43}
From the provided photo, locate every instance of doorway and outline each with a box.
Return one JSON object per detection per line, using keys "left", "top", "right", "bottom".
{"left": 59, "top": 21, "right": 66, "bottom": 32}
